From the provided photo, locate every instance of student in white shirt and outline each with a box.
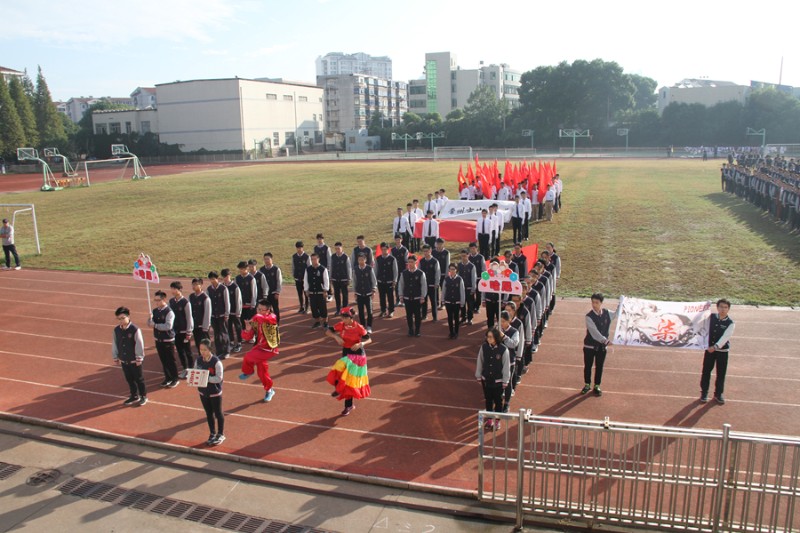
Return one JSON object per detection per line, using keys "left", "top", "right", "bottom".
{"left": 392, "top": 207, "right": 411, "bottom": 248}
{"left": 519, "top": 191, "right": 533, "bottom": 241}
{"left": 404, "top": 203, "right": 419, "bottom": 252}
{"left": 422, "top": 210, "right": 440, "bottom": 248}
{"left": 476, "top": 209, "right": 492, "bottom": 259}
{"left": 424, "top": 193, "right": 438, "bottom": 219}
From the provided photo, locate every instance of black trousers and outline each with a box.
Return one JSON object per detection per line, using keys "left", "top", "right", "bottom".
{"left": 482, "top": 382, "right": 504, "bottom": 413}
{"left": 424, "top": 236, "right": 437, "bottom": 249}
{"left": 192, "top": 327, "right": 210, "bottom": 354}
{"left": 445, "top": 303, "right": 461, "bottom": 336}
{"left": 332, "top": 280, "right": 349, "bottom": 313}
{"left": 175, "top": 334, "right": 193, "bottom": 371}
{"left": 241, "top": 307, "right": 256, "bottom": 323}
{"left": 503, "top": 364, "right": 516, "bottom": 407}
{"left": 227, "top": 315, "right": 242, "bottom": 345}
{"left": 308, "top": 292, "right": 328, "bottom": 320}
{"left": 155, "top": 340, "right": 179, "bottom": 382}
{"left": 461, "top": 290, "right": 475, "bottom": 322}
{"left": 199, "top": 395, "right": 224, "bottom": 435}
{"left": 211, "top": 316, "right": 230, "bottom": 356}
{"left": 295, "top": 280, "right": 309, "bottom": 310}
{"left": 423, "top": 285, "right": 438, "bottom": 320}
{"left": 121, "top": 362, "right": 146, "bottom": 398}
{"left": 511, "top": 217, "right": 523, "bottom": 243}
{"left": 493, "top": 230, "right": 501, "bottom": 256}
{"left": 700, "top": 350, "right": 729, "bottom": 396}
{"left": 485, "top": 298, "right": 500, "bottom": 329}
{"left": 583, "top": 346, "right": 607, "bottom": 385}
{"left": 267, "top": 293, "right": 280, "bottom": 323}
{"left": 356, "top": 293, "right": 373, "bottom": 328}
{"left": 2, "top": 244, "right": 20, "bottom": 267}
{"left": 478, "top": 234, "right": 491, "bottom": 259}
{"left": 377, "top": 282, "right": 394, "bottom": 314}
{"left": 404, "top": 298, "right": 422, "bottom": 334}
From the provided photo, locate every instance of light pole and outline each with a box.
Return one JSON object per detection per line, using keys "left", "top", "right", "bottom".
{"left": 522, "top": 129, "right": 534, "bottom": 150}
{"left": 558, "top": 129, "right": 591, "bottom": 156}
{"left": 617, "top": 128, "right": 629, "bottom": 152}
{"left": 391, "top": 133, "right": 414, "bottom": 156}
{"left": 746, "top": 127, "right": 766, "bottom": 150}
{"left": 416, "top": 131, "right": 445, "bottom": 151}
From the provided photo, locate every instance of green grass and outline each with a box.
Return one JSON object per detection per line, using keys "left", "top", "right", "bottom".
{"left": 2, "top": 159, "right": 798, "bottom": 306}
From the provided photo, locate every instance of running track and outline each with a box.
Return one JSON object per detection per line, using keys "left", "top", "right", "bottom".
{"left": 0, "top": 268, "right": 798, "bottom": 492}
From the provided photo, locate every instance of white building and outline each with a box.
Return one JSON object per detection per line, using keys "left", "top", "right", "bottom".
{"left": 318, "top": 74, "right": 407, "bottom": 133}
{"left": 65, "top": 96, "right": 134, "bottom": 123}
{"left": 407, "top": 52, "right": 521, "bottom": 117}
{"left": 131, "top": 87, "right": 157, "bottom": 109}
{"left": 316, "top": 52, "right": 392, "bottom": 80}
{"left": 91, "top": 108, "right": 158, "bottom": 135}
{"left": 657, "top": 79, "right": 750, "bottom": 115}
{"left": 152, "top": 77, "right": 323, "bottom": 152}
{"left": 0, "top": 66, "right": 24, "bottom": 83}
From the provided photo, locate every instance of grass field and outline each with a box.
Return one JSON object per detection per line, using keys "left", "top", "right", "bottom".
{"left": 1, "top": 159, "right": 798, "bottom": 306}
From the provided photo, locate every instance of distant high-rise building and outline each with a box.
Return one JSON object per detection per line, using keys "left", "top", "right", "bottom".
{"left": 407, "top": 52, "right": 521, "bottom": 117}
{"left": 318, "top": 74, "right": 407, "bottom": 133}
{"left": 316, "top": 52, "right": 392, "bottom": 80}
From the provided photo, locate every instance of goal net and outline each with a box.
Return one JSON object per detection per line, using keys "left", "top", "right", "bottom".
{"left": 0, "top": 204, "right": 41, "bottom": 256}
{"left": 74, "top": 157, "right": 137, "bottom": 185}
{"left": 434, "top": 146, "right": 474, "bottom": 161}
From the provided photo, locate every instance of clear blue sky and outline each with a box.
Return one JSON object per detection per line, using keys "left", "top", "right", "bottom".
{"left": 4, "top": 0, "right": 796, "bottom": 102}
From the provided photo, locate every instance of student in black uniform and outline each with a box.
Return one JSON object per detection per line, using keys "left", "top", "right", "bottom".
{"left": 457, "top": 249, "right": 477, "bottom": 325}
{"left": 352, "top": 252, "right": 377, "bottom": 334}
{"left": 442, "top": 263, "right": 465, "bottom": 339}
{"left": 190, "top": 278, "right": 211, "bottom": 353}
{"left": 236, "top": 261, "right": 258, "bottom": 327}
{"left": 221, "top": 268, "right": 243, "bottom": 353}
{"left": 432, "top": 238, "right": 450, "bottom": 311}
{"left": 206, "top": 271, "right": 231, "bottom": 359}
{"left": 147, "top": 290, "right": 180, "bottom": 388}
{"left": 329, "top": 242, "right": 351, "bottom": 315}
{"left": 419, "top": 245, "right": 441, "bottom": 321}
{"left": 195, "top": 338, "right": 225, "bottom": 446}
{"left": 468, "top": 242, "right": 486, "bottom": 312}
{"left": 582, "top": 293, "right": 619, "bottom": 397}
{"left": 112, "top": 306, "right": 147, "bottom": 406}
{"left": 375, "top": 242, "right": 398, "bottom": 318}
{"left": 390, "top": 234, "right": 409, "bottom": 304}
{"left": 510, "top": 243, "right": 528, "bottom": 280}
{"left": 700, "top": 299, "right": 735, "bottom": 404}
{"left": 499, "top": 311, "right": 520, "bottom": 412}
{"left": 169, "top": 281, "right": 194, "bottom": 380}
{"left": 475, "top": 328, "right": 511, "bottom": 429}
{"left": 260, "top": 252, "right": 282, "bottom": 323}
{"left": 248, "top": 259, "right": 268, "bottom": 320}
{"left": 352, "top": 235, "right": 374, "bottom": 271}
{"left": 314, "top": 233, "right": 333, "bottom": 302}
{"left": 292, "top": 241, "right": 311, "bottom": 314}
{"left": 304, "top": 252, "right": 330, "bottom": 328}
{"left": 398, "top": 255, "right": 427, "bottom": 337}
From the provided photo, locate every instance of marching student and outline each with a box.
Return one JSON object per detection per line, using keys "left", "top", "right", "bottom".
{"left": 489, "top": 203, "right": 504, "bottom": 257}
{"left": 313, "top": 233, "right": 333, "bottom": 302}
{"left": 206, "top": 271, "right": 231, "bottom": 359}
{"left": 546, "top": 242, "right": 561, "bottom": 279}
{"left": 304, "top": 252, "right": 330, "bottom": 328}
{"left": 424, "top": 192, "right": 438, "bottom": 219}
{"left": 375, "top": 242, "right": 398, "bottom": 318}
{"left": 169, "top": 281, "right": 194, "bottom": 379}
{"left": 404, "top": 204, "right": 419, "bottom": 252}
{"left": 432, "top": 238, "right": 451, "bottom": 309}
{"left": 398, "top": 255, "right": 427, "bottom": 337}
{"left": 147, "top": 290, "right": 179, "bottom": 388}
{"left": 499, "top": 311, "right": 521, "bottom": 412}
{"left": 240, "top": 299, "right": 280, "bottom": 402}
{"left": 504, "top": 301, "right": 528, "bottom": 386}
{"left": 392, "top": 208, "right": 411, "bottom": 249}
{"left": 221, "top": 268, "right": 243, "bottom": 353}
{"left": 190, "top": 278, "right": 211, "bottom": 353}
{"left": 544, "top": 185, "right": 556, "bottom": 221}
{"left": 390, "top": 234, "right": 409, "bottom": 304}
{"left": 419, "top": 245, "right": 441, "bottom": 321}
{"left": 511, "top": 195, "right": 524, "bottom": 244}
{"left": 260, "top": 252, "right": 282, "bottom": 323}
{"left": 442, "top": 263, "right": 466, "bottom": 339}
{"left": 438, "top": 188, "right": 449, "bottom": 207}
{"left": 700, "top": 299, "right": 735, "bottom": 405}
{"left": 531, "top": 184, "right": 541, "bottom": 222}
{"left": 457, "top": 249, "right": 477, "bottom": 325}
{"left": 468, "top": 242, "right": 486, "bottom": 312}
{"left": 484, "top": 261, "right": 501, "bottom": 330}
{"left": 352, "top": 235, "right": 374, "bottom": 271}
{"left": 476, "top": 209, "right": 492, "bottom": 259}
{"left": 237, "top": 261, "right": 258, "bottom": 328}
{"left": 519, "top": 190, "right": 532, "bottom": 240}
{"left": 422, "top": 210, "right": 439, "bottom": 249}
{"left": 324, "top": 307, "right": 372, "bottom": 417}
{"left": 195, "top": 338, "right": 225, "bottom": 446}
{"left": 475, "top": 328, "right": 511, "bottom": 429}
{"left": 248, "top": 259, "right": 268, "bottom": 321}
{"left": 540, "top": 251, "right": 557, "bottom": 315}
{"left": 352, "top": 252, "right": 377, "bottom": 334}
{"left": 329, "top": 242, "right": 351, "bottom": 315}
{"left": 412, "top": 198, "right": 425, "bottom": 220}
{"left": 292, "top": 241, "right": 311, "bottom": 314}
{"left": 581, "top": 293, "right": 619, "bottom": 397}
{"left": 112, "top": 306, "right": 147, "bottom": 407}
{"left": 510, "top": 243, "right": 529, "bottom": 280}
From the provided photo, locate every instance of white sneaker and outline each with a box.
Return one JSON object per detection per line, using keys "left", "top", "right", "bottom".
{"left": 14, "top": 266, "right": 21, "bottom": 270}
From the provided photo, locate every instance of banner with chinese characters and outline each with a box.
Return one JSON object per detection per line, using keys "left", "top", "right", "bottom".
{"left": 477, "top": 265, "right": 524, "bottom": 296}
{"left": 133, "top": 253, "right": 159, "bottom": 283}
{"left": 437, "top": 200, "right": 517, "bottom": 223}
{"left": 612, "top": 296, "right": 711, "bottom": 350}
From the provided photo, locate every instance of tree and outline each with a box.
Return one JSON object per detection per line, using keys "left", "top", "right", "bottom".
{"left": 34, "top": 66, "right": 66, "bottom": 148}
{"left": 743, "top": 88, "right": 800, "bottom": 144}
{"left": 0, "top": 79, "right": 26, "bottom": 158}
{"left": 460, "top": 85, "right": 508, "bottom": 147}
{"left": 627, "top": 74, "right": 658, "bottom": 110}
{"left": 8, "top": 76, "right": 38, "bottom": 147}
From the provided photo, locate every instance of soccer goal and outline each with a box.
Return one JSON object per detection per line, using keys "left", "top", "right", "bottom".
{"left": 75, "top": 157, "right": 138, "bottom": 185}
{"left": 0, "top": 204, "right": 41, "bottom": 255}
{"left": 434, "top": 146, "right": 474, "bottom": 161}
{"left": 111, "top": 144, "right": 148, "bottom": 180}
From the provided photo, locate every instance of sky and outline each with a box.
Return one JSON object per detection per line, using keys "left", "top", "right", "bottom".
{"left": 3, "top": 0, "right": 797, "bottom": 102}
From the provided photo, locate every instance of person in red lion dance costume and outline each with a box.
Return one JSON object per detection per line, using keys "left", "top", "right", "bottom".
{"left": 239, "top": 299, "right": 280, "bottom": 402}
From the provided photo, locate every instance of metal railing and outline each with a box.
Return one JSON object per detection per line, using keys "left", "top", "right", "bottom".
{"left": 478, "top": 410, "right": 800, "bottom": 532}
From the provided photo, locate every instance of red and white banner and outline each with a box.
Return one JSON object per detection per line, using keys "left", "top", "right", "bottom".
{"left": 413, "top": 219, "right": 477, "bottom": 243}
{"left": 133, "top": 253, "right": 160, "bottom": 283}
{"left": 612, "top": 296, "right": 711, "bottom": 350}
{"left": 477, "top": 265, "right": 523, "bottom": 295}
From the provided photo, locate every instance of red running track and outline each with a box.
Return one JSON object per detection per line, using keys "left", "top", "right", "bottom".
{"left": 0, "top": 268, "right": 798, "bottom": 492}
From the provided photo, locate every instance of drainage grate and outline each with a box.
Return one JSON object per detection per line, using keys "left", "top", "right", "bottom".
{"left": 58, "top": 476, "right": 338, "bottom": 533}
{"left": 0, "top": 462, "right": 23, "bottom": 481}
{"left": 26, "top": 469, "right": 61, "bottom": 487}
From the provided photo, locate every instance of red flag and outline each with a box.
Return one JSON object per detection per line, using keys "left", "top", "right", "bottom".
{"left": 480, "top": 168, "right": 492, "bottom": 199}
{"left": 466, "top": 164, "right": 475, "bottom": 185}
{"left": 457, "top": 164, "right": 466, "bottom": 191}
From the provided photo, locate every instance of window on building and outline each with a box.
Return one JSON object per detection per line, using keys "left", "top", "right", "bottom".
{"left": 273, "top": 132, "right": 280, "bottom": 146}
{"left": 452, "top": 98, "right": 457, "bottom": 108}
{"left": 313, "top": 114, "right": 317, "bottom": 121}
{"left": 125, "top": 122, "right": 132, "bottom": 134}
{"left": 109, "top": 122, "right": 121, "bottom": 134}
{"left": 141, "top": 121, "right": 151, "bottom": 133}
{"left": 283, "top": 95, "right": 293, "bottom": 101}
{"left": 95, "top": 124, "right": 107, "bottom": 135}
{"left": 299, "top": 96, "right": 308, "bottom": 102}
{"left": 266, "top": 93, "right": 277, "bottom": 100}
{"left": 286, "top": 132, "right": 295, "bottom": 145}
{"left": 491, "top": 72, "right": 496, "bottom": 79}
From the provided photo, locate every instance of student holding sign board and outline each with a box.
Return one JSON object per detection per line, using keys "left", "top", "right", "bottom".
{"left": 193, "top": 339, "right": 225, "bottom": 446}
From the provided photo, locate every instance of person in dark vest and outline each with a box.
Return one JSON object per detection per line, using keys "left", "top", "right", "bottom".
{"left": 236, "top": 261, "right": 258, "bottom": 327}
{"left": 248, "top": 259, "right": 268, "bottom": 323}
{"left": 353, "top": 252, "right": 377, "bottom": 334}
{"left": 375, "top": 242, "right": 398, "bottom": 319}
{"left": 700, "top": 299, "right": 735, "bottom": 404}
{"left": 304, "top": 252, "right": 330, "bottom": 328}
{"left": 148, "top": 290, "right": 179, "bottom": 388}
{"left": 457, "top": 249, "right": 477, "bottom": 325}
{"left": 314, "top": 233, "right": 333, "bottom": 302}
{"left": 195, "top": 338, "right": 225, "bottom": 446}
{"left": 510, "top": 243, "right": 528, "bottom": 280}
{"left": 419, "top": 245, "right": 441, "bottom": 321}
{"left": 582, "top": 293, "right": 619, "bottom": 396}
{"left": 468, "top": 242, "right": 486, "bottom": 312}
{"left": 292, "top": 241, "right": 311, "bottom": 314}
{"left": 442, "top": 263, "right": 465, "bottom": 339}
{"left": 329, "top": 242, "right": 351, "bottom": 316}
{"left": 390, "top": 234, "right": 409, "bottom": 305}
{"left": 190, "top": 278, "right": 211, "bottom": 353}
{"left": 398, "top": 255, "right": 427, "bottom": 337}
{"left": 207, "top": 271, "right": 231, "bottom": 359}
{"left": 169, "top": 281, "right": 194, "bottom": 380}
{"left": 112, "top": 306, "right": 147, "bottom": 406}
{"left": 221, "top": 268, "right": 243, "bottom": 353}
{"left": 499, "top": 311, "right": 521, "bottom": 412}
{"left": 432, "top": 238, "right": 451, "bottom": 311}
{"left": 260, "top": 252, "right": 282, "bottom": 323}
{"left": 352, "top": 235, "right": 374, "bottom": 273}
{"left": 475, "top": 327, "right": 511, "bottom": 429}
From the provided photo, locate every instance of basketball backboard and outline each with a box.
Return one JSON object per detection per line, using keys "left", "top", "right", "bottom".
{"left": 16, "top": 148, "right": 38, "bottom": 161}
{"left": 111, "top": 144, "right": 129, "bottom": 156}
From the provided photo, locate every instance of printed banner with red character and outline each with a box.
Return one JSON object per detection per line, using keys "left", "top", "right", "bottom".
{"left": 477, "top": 265, "right": 524, "bottom": 296}
{"left": 133, "top": 253, "right": 160, "bottom": 283}
{"left": 612, "top": 296, "right": 711, "bottom": 350}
